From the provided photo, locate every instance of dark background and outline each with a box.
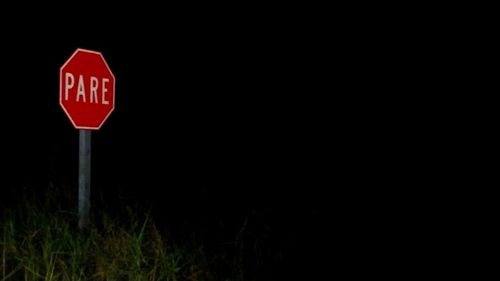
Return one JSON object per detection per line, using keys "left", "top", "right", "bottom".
{"left": 1, "top": 6, "right": 470, "bottom": 280}
{"left": 1, "top": 10, "right": 335, "bottom": 279}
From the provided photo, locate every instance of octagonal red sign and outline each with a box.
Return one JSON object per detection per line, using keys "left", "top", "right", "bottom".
{"left": 60, "top": 48, "right": 115, "bottom": 130}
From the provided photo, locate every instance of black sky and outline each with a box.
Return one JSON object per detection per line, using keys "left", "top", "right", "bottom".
{"left": 2, "top": 11, "right": 331, "bottom": 215}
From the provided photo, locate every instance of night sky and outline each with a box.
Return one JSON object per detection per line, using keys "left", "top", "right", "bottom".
{"left": 2, "top": 10, "right": 334, "bottom": 279}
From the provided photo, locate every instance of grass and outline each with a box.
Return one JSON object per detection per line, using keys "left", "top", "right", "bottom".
{"left": 0, "top": 185, "right": 246, "bottom": 281}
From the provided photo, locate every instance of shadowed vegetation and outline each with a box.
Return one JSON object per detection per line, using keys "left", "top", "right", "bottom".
{"left": 0, "top": 185, "right": 248, "bottom": 281}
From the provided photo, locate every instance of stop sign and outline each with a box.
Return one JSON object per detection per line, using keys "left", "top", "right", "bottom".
{"left": 60, "top": 48, "right": 115, "bottom": 130}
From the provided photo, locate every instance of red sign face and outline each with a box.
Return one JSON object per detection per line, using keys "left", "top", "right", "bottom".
{"left": 60, "top": 49, "right": 115, "bottom": 130}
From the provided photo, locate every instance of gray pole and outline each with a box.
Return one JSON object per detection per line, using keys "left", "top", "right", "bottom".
{"left": 78, "top": 130, "right": 91, "bottom": 229}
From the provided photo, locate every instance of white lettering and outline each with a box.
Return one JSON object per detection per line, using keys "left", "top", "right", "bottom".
{"left": 64, "top": 73, "right": 74, "bottom": 101}
{"left": 64, "top": 74, "right": 112, "bottom": 104}
{"left": 76, "top": 75, "right": 86, "bottom": 102}
{"left": 90, "top": 76, "right": 98, "bottom": 103}
{"left": 102, "top": 78, "right": 109, "bottom": 105}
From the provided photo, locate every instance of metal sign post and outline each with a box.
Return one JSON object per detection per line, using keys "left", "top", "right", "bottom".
{"left": 78, "top": 130, "right": 91, "bottom": 229}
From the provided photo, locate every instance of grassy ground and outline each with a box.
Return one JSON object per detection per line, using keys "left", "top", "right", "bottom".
{"left": 0, "top": 185, "right": 245, "bottom": 281}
